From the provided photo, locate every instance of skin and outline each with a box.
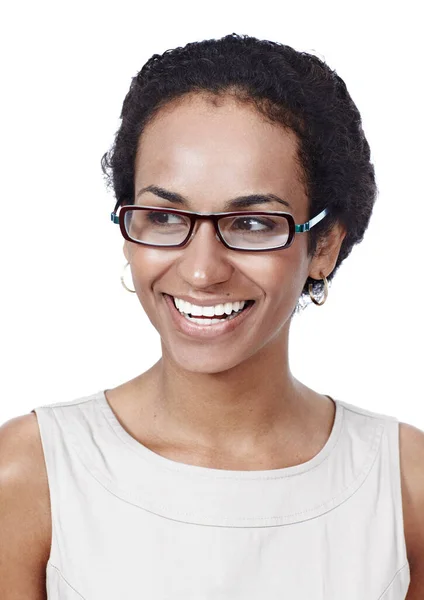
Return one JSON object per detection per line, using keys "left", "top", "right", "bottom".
{"left": 112, "top": 91, "right": 347, "bottom": 465}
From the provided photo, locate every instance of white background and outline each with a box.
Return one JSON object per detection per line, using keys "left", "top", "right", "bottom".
{"left": 1, "top": 0, "right": 422, "bottom": 427}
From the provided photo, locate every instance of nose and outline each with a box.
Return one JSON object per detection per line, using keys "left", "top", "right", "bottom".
{"left": 175, "top": 219, "right": 234, "bottom": 289}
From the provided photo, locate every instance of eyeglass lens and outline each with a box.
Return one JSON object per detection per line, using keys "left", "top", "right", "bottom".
{"left": 124, "top": 208, "right": 291, "bottom": 250}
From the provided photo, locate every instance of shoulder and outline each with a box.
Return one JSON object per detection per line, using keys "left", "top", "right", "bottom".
{"left": 0, "top": 412, "right": 52, "bottom": 563}
{"left": 0, "top": 411, "right": 46, "bottom": 474}
{"left": 399, "top": 421, "right": 424, "bottom": 584}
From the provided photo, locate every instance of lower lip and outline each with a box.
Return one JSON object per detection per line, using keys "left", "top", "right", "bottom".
{"left": 163, "top": 294, "right": 256, "bottom": 339}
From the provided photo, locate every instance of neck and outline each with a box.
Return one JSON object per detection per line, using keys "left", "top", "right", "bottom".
{"left": 140, "top": 333, "right": 319, "bottom": 454}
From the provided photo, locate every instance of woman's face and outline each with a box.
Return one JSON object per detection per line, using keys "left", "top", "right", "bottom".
{"left": 124, "top": 93, "right": 339, "bottom": 373}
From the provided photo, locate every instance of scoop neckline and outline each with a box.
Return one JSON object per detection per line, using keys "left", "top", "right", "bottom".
{"left": 98, "top": 389, "right": 344, "bottom": 480}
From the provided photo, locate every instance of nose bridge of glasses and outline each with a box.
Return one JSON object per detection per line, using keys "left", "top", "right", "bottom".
{"left": 189, "top": 215, "right": 221, "bottom": 243}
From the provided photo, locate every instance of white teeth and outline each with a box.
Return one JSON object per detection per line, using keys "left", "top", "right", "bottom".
{"left": 202, "top": 305, "right": 215, "bottom": 317}
{"left": 184, "top": 313, "right": 241, "bottom": 325}
{"left": 172, "top": 296, "right": 248, "bottom": 317}
{"left": 224, "top": 302, "right": 233, "bottom": 315}
{"left": 214, "top": 304, "right": 225, "bottom": 316}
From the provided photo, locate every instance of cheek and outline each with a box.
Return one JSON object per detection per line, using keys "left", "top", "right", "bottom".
{"left": 132, "top": 247, "right": 176, "bottom": 285}
{"left": 130, "top": 247, "right": 177, "bottom": 313}
{"left": 240, "top": 248, "right": 306, "bottom": 299}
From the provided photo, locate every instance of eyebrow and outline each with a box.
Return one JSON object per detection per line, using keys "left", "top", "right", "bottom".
{"left": 136, "top": 185, "right": 291, "bottom": 210}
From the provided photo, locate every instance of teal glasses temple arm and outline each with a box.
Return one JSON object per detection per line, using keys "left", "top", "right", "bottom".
{"left": 295, "top": 207, "right": 329, "bottom": 232}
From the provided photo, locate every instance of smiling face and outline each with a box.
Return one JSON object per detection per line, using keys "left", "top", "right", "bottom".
{"left": 123, "top": 93, "right": 342, "bottom": 373}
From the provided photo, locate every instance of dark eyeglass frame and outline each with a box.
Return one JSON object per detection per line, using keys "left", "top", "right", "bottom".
{"left": 110, "top": 201, "right": 330, "bottom": 252}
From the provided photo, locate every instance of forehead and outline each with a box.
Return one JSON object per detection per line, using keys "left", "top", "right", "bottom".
{"left": 134, "top": 93, "right": 305, "bottom": 206}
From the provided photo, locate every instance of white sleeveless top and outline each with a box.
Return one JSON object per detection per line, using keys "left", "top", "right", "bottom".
{"left": 31, "top": 391, "right": 411, "bottom": 599}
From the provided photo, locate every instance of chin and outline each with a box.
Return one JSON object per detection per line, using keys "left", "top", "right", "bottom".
{"left": 163, "top": 343, "right": 248, "bottom": 375}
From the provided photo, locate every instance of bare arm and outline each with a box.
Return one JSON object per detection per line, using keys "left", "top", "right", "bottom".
{"left": 400, "top": 422, "right": 424, "bottom": 599}
{"left": 0, "top": 413, "right": 51, "bottom": 599}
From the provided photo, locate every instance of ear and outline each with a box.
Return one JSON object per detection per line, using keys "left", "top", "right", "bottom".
{"left": 308, "top": 221, "right": 347, "bottom": 280}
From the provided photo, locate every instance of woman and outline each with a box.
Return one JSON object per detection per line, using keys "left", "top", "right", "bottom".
{"left": 1, "top": 33, "right": 423, "bottom": 599}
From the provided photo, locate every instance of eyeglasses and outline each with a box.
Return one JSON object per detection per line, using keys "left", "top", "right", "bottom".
{"left": 110, "top": 203, "right": 330, "bottom": 252}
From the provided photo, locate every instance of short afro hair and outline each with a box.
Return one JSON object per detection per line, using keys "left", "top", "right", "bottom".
{"left": 101, "top": 33, "right": 377, "bottom": 307}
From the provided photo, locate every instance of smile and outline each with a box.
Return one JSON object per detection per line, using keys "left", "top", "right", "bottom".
{"left": 163, "top": 294, "right": 256, "bottom": 338}
{"left": 173, "top": 296, "right": 253, "bottom": 323}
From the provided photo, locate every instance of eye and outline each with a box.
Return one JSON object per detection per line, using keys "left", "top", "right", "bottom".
{"left": 146, "top": 211, "right": 186, "bottom": 226}
{"left": 231, "top": 216, "right": 277, "bottom": 232}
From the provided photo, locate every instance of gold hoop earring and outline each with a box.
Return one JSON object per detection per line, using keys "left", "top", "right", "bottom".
{"left": 121, "top": 261, "right": 136, "bottom": 293}
{"left": 308, "top": 273, "right": 328, "bottom": 306}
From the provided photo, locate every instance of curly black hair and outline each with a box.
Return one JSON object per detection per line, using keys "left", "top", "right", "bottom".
{"left": 101, "top": 33, "right": 377, "bottom": 306}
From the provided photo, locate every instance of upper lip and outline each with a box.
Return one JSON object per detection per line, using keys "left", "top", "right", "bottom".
{"left": 164, "top": 293, "right": 253, "bottom": 306}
